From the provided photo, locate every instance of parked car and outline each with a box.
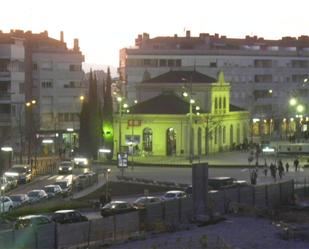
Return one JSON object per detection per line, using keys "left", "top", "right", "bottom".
{"left": 55, "top": 179, "right": 72, "bottom": 196}
{"left": 51, "top": 210, "right": 88, "bottom": 224}
{"left": 0, "top": 196, "right": 13, "bottom": 213}
{"left": 0, "top": 176, "right": 10, "bottom": 192}
{"left": 162, "top": 190, "right": 187, "bottom": 201}
{"left": 208, "top": 177, "right": 248, "bottom": 190}
{"left": 6, "top": 176, "right": 18, "bottom": 190}
{"left": 9, "top": 194, "right": 30, "bottom": 208}
{"left": 4, "top": 164, "right": 32, "bottom": 184}
{"left": 58, "top": 161, "right": 73, "bottom": 174}
{"left": 100, "top": 201, "right": 138, "bottom": 217}
{"left": 73, "top": 157, "right": 89, "bottom": 168}
{"left": 44, "top": 185, "right": 62, "bottom": 198}
{"left": 133, "top": 196, "right": 162, "bottom": 208}
{"left": 27, "top": 190, "right": 48, "bottom": 203}
{"left": 15, "top": 215, "right": 51, "bottom": 229}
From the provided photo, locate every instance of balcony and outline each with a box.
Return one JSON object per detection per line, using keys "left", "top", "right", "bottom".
{"left": 0, "top": 92, "right": 11, "bottom": 102}
{"left": 0, "top": 71, "right": 11, "bottom": 78}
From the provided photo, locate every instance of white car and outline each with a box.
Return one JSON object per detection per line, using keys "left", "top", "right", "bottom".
{"left": 44, "top": 185, "right": 62, "bottom": 198}
{"left": 58, "top": 161, "right": 73, "bottom": 174}
{"left": 133, "top": 196, "right": 162, "bottom": 208}
{"left": 27, "top": 190, "right": 48, "bottom": 203}
{"left": 162, "top": 190, "right": 187, "bottom": 201}
{"left": 0, "top": 196, "right": 14, "bottom": 213}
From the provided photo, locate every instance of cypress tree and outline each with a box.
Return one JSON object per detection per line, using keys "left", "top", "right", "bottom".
{"left": 102, "top": 67, "right": 114, "bottom": 160}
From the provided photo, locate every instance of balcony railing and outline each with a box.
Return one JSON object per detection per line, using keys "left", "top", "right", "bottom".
{"left": 0, "top": 92, "right": 11, "bottom": 101}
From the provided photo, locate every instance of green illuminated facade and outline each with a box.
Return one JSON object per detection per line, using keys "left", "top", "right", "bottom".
{"left": 113, "top": 71, "right": 249, "bottom": 158}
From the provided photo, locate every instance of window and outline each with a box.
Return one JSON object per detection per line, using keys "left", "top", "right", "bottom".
{"left": 19, "top": 83, "right": 25, "bottom": 94}
{"left": 159, "top": 59, "right": 167, "bottom": 67}
{"left": 214, "top": 127, "right": 217, "bottom": 144}
{"left": 254, "top": 74, "right": 272, "bottom": 83}
{"left": 214, "top": 97, "right": 218, "bottom": 110}
{"left": 223, "top": 126, "right": 226, "bottom": 144}
{"left": 69, "top": 64, "right": 82, "bottom": 71}
{"left": 168, "top": 59, "right": 174, "bottom": 67}
{"left": 143, "top": 128, "right": 153, "bottom": 152}
{"left": 41, "top": 62, "right": 52, "bottom": 71}
{"left": 209, "top": 62, "right": 217, "bottom": 68}
{"left": 32, "top": 63, "right": 38, "bottom": 71}
{"left": 223, "top": 97, "right": 226, "bottom": 109}
{"left": 219, "top": 97, "right": 222, "bottom": 109}
{"left": 175, "top": 59, "right": 182, "bottom": 67}
{"left": 41, "top": 80, "right": 53, "bottom": 88}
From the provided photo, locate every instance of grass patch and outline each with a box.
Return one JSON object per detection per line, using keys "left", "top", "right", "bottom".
{"left": 5, "top": 199, "right": 92, "bottom": 219}
{"left": 78, "top": 181, "right": 177, "bottom": 201}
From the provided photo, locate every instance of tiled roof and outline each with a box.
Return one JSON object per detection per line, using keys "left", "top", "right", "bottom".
{"left": 129, "top": 93, "right": 246, "bottom": 114}
{"left": 230, "top": 104, "right": 246, "bottom": 112}
{"left": 143, "top": 70, "right": 216, "bottom": 84}
{"left": 129, "top": 93, "right": 193, "bottom": 114}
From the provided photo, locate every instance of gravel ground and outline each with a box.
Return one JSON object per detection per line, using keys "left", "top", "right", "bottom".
{"left": 107, "top": 215, "right": 309, "bottom": 249}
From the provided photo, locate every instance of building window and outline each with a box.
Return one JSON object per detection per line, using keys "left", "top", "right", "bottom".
{"left": 166, "top": 127, "right": 176, "bottom": 156}
{"left": 41, "top": 80, "right": 53, "bottom": 88}
{"left": 214, "top": 127, "right": 217, "bottom": 144}
{"left": 69, "top": 64, "right": 82, "bottom": 71}
{"left": 143, "top": 128, "right": 153, "bottom": 152}
{"left": 223, "top": 126, "right": 226, "bottom": 144}
{"left": 219, "top": 97, "right": 222, "bottom": 109}
{"left": 168, "top": 59, "right": 175, "bottom": 67}
{"left": 223, "top": 97, "right": 226, "bottom": 109}
{"left": 159, "top": 59, "right": 167, "bottom": 67}
{"left": 209, "top": 62, "right": 217, "bottom": 68}
{"left": 32, "top": 63, "right": 38, "bottom": 71}
{"left": 41, "top": 62, "right": 52, "bottom": 71}
{"left": 215, "top": 97, "right": 218, "bottom": 110}
{"left": 19, "top": 83, "right": 25, "bottom": 94}
{"left": 175, "top": 59, "right": 182, "bottom": 67}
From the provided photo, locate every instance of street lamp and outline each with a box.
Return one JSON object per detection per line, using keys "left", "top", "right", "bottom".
{"left": 105, "top": 168, "right": 111, "bottom": 202}
{"left": 25, "top": 99, "right": 37, "bottom": 165}
{"left": 67, "top": 128, "right": 74, "bottom": 158}
{"left": 289, "top": 98, "right": 297, "bottom": 106}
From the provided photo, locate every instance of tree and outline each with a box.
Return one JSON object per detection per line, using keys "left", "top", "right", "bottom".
{"left": 102, "top": 67, "right": 114, "bottom": 160}
{"left": 79, "top": 70, "right": 102, "bottom": 159}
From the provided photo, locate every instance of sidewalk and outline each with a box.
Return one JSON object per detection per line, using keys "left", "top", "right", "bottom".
{"left": 70, "top": 173, "right": 106, "bottom": 199}
{"left": 130, "top": 151, "right": 259, "bottom": 167}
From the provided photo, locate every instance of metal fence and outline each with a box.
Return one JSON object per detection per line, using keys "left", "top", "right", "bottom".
{"left": 0, "top": 180, "right": 294, "bottom": 249}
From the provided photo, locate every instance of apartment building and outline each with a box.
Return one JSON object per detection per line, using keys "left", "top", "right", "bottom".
{"left": 0, "top": 30, "right": 85, "bottom": 154}
{"left": 120, "top": 31, "right": 309, "bottom": 139}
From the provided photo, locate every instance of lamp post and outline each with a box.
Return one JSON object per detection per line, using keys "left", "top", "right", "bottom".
{"left": 25, "top": 99, "right": 37, "bottom": 165}
{"left": 66, "top": 128, "right": 74, "bottom": 158}
{"left": 105, "top": 168, "right": 111, "bottom": 202}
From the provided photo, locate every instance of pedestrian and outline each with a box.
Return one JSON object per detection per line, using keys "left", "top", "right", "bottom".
{"left": 263, "top": 160, "right": 268, "bottom": 176}
{"left": 99, "top": 194, "right": 106, "bottom": 207}
{"left": 270, "top": 163, "right": 277, "bottom": 181}
{"left": 285, "top": 162, "right": 289, "bottom": 173}
{"left": 278, "top": 162, "right": 284, "bottom": 179}
{"left": 294, "top": 158, "right": 299, "bottom": 172}
{"left": 250, "top": 169, "right": 257, "bottom": 185}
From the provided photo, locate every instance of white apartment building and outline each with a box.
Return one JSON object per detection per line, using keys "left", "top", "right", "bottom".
{"left": 0, "top": 34, "right": 25, "bottom": 146}
{"left": 120, "top": 31, "right": 309, "bottom": 139}
{"left": 0, "top": 30, "right": 85, "bottom": 154}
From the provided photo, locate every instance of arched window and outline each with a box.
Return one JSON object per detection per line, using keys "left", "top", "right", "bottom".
{"left": 215, "top": 97, "right": 218, "bottom": 110}
{"left": 230, "top": 125, "right": 234, "bottom": 145}
{"left": 223, "top": 126, "right": 226, "bottom": 144}
{"left": 143, "top": 128, "right": 153, "bottom": 152}
{"left": 198, "top": 127, "right": 202, "bottom": 156}
{"left": 166, "top": 128, "right": 176, "bottom": 156}
{"left": 214, "top": 127, "right": 217, "bottom": 144}
{"left": 223, "top": 97, "right": 226, "bottom": 109}
{"left": 219, "top": 97, "right": 222, "bottom": 109}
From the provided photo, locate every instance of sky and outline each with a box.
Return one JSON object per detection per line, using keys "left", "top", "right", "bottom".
{"left": 1, "top": 0, "right": 309, "bottom": 72}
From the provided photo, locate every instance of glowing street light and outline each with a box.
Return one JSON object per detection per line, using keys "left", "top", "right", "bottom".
{"left": 289, "top": 98, "right": 297, "bottom": 106}
{"left": 297, "top": 104, "right": 305, "bottom": 113}
{"left": 182, "top": 92, "right": 188, "bottom": 97}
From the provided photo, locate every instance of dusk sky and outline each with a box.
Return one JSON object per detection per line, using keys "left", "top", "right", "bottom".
{"left": 1, "top": 0, "right": 309, "bottom": 71}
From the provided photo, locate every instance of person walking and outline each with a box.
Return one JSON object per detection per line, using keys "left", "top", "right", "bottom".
{"left": 270, "top": 163, "right": 277, "bottom": 182}
{"left": 263, "top": 160, "right": 268, "bottom": 176}
{"left": 278, "top": 162, "right": 284, "bottom": 179}
{"left": 294, "top": 158, "right": 299, "bottom": 172}
{"left": 285, "top": 162, "right": 289, "bottom": 173}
